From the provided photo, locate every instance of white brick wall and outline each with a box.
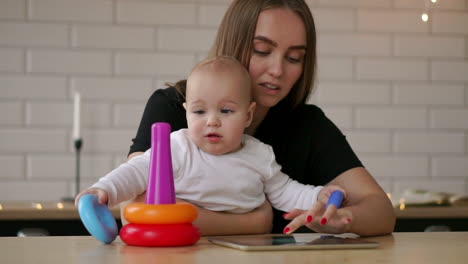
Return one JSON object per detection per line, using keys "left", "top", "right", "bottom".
{"left": 0, "top": 0, "right": 467, "bottom": 201}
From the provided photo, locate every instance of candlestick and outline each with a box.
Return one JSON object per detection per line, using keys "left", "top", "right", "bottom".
{"left": 62, "top": 91, "right": 83, "bottom": 202}
{"left": 73, "top": 91, "right": 81, "bottom": 140}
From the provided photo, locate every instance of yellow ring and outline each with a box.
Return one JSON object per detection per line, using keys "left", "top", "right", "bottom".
{"left": 124, "top": 203, "right": 198, "bottom": 225}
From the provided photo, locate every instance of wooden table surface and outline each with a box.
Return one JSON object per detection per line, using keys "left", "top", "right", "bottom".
{"left": 2, "top": 201, "right": 468, "bottom": 220}
{"left": 2, "top": 232, "right": 468, "bottom": 264}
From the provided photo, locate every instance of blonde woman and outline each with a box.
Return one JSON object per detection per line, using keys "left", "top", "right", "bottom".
{"left": 126, "top": 0, "right": 395, "bottom": 236}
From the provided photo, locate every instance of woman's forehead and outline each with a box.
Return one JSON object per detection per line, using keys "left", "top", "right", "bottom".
{"left": 255, "top": 8, "right": 306, "bottom": 46}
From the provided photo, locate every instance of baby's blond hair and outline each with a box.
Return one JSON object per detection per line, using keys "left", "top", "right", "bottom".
{"left": 187, "top": 56, "right": 252, "bottom": 102}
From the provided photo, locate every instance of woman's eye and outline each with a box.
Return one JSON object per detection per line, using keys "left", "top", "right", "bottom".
{"left": 287, "top": 56, "right": 303, "bottom": 63}
{"left": 220, "top": 108, "right": 233, "bottom": 114}
{"left": 253, "top": 49, "right": 270, "bottom": 56}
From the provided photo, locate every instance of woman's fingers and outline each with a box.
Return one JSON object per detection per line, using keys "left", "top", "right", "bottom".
{"left": 283, "top": 201, "right": 327, "bottom": 234}
{"left": 283, "top": 213, "right": 307, "bottom": 234}
{"left": 304, "top": 200, "right": 325, "bottom": 224}
{"left": 283, "top": 208, "right": 305, "bottom": 220}
{"left": 320, "top": 204, "right": 338, "bottom": 225}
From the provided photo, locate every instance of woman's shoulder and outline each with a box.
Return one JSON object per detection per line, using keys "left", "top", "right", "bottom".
{"left": 149, "top": 86, "right": 185, "bottom": 104}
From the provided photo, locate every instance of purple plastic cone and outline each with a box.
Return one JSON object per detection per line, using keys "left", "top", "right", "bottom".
{"left": 145, "top": 123, "right": 176, "bottom": 204}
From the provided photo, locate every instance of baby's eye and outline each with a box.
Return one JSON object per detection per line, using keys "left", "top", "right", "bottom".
{"left": 193, "top": 110, "right": 205, "bottom": 115}
{"left": 220, "top": 108, "right": 233, "bottom": 114}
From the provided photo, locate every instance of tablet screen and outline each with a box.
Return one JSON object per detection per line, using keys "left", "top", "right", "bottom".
{"left": 208, "top": 234, "right": 379, "bottom": 251}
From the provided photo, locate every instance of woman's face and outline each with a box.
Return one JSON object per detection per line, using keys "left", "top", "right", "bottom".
{"left": 249, "top": 8, "right": 306, "bottom": 111}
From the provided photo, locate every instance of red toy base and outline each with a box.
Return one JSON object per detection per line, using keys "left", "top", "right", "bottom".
{"left": 120, "top": 223, "right": 200, "bottom": 247}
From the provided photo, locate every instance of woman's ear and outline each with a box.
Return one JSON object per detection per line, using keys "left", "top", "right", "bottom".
{"left": 183, "top": 102, "right": 187, "bottom": 110}
{"left": 245, "top": 102, "right": 256, "bottom": 127}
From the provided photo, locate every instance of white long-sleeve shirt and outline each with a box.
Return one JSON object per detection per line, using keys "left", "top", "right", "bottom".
{"left": 92, "top": 129, "right": 323, "bottom": 213}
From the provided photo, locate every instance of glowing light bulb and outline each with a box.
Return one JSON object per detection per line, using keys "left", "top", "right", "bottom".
{"left": 0, "top": 203, "right": 3, "bottom": 210}
{"left": 34, "top": 203, "right": 43, "bottom": 210}
{"left": 399, "top": 198, "right": 406, "bottom": 210}
{"left": 431, "top": 0, "right": 437, "bottom": 3}
{"left": 57, "top": 202, "right": 64, "bottom": 209}
{"left": 421, "top": 13, "right": 429, "bottom": 22}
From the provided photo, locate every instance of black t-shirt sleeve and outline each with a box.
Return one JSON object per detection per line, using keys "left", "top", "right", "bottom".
{"left": 128, "top": 87, "right": 187, "bottom": 156}
{"left": 306, "top": 105, "right": 363, "bottom": 185}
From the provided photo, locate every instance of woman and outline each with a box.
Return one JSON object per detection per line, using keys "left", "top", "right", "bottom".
{"left": 124, "top": 0, "right": 395, "bottom": 236}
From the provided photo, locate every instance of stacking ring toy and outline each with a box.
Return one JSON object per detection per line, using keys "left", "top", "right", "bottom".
{"left": 120, "top": 223, "right": 200, "bottom": 247}
{"left": 124, "top": 203, "right": 197, "bottom": 224}
{"left": 78, "top": 194, "right": 118, "bottom": 244}
{"left": 119, "top": 123, "right": 200, "bottom": 247}
{"left": 326, "top": 190, "right": 344, "bottom": 209}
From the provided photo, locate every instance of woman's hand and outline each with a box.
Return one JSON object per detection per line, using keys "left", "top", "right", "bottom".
{"left": 74, "top": 188, "right": 109, "bottom": 207}
{"left": 283, "top": 185, "right": 353, "bottom": 234}
{"left": 283, "top": 167, "right": 395, "bottom": 236}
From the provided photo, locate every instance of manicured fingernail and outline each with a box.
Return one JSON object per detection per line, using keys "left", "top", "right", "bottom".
{"left": 283, "top": 213, "right": 289, "bottom": 218}
{"left": 320, "top": 218, "right": 327, "bottom": 225}
{"left": 347, "top": 218, "right": 351, "bottom": 223}
{"left": 283, "top": 227, "right": 290, "bottom": 234}
{"left": 306, "top": 215, "right": 313, "bottom": 223}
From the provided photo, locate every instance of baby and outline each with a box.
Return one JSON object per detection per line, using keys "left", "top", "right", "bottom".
{"left": 76, "top": 56, "right": 341, "bottom": 217}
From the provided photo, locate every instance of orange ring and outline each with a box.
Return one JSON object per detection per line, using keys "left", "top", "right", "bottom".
{"left": 124, "top": 203, "right": 197, "bottom": 225}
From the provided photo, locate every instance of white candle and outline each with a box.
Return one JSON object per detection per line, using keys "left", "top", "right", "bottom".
{"left": 72, "top": 91, "right": 81, "bottom": 140}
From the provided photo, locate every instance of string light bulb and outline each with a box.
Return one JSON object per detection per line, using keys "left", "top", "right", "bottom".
{"left": 399, "top": 198, "right": 406, "bottom": 210}
{"left": 431, "top": 0, "right": 437, "bottom": 3}
{"left": 421, "top": 13, "right": 429, "bottom": 22}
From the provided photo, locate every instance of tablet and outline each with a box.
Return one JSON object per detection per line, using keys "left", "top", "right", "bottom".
{"left": 208, "top": 234, "right": 379, "bottom": 251}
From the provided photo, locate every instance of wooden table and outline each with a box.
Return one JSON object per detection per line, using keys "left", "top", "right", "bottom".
{"left": 1, "top": 232, "right": 468, "bottom": 263}
{"left": 1, "top": 201, "right": 468, "bottom": 235}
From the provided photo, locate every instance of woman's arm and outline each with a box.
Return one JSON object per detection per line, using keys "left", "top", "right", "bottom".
{"left": 120, "top": 192, "right": 273, "bottom": 236}
{"left": 329, "top": 167, "right": 395, "bottom": 236}
{"left": 283, "top": 167, "right": 395, "bottom": 236}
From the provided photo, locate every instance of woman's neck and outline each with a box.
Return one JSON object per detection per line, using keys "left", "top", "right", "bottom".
{"left": 245, "top": 105, "right": 269, "bottom": 136}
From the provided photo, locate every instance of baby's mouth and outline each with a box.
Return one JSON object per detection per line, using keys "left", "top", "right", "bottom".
{"left": 205, "top": 133, "right": 221, "bottom": 138}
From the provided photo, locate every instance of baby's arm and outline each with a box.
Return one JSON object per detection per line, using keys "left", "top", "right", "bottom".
{"left": 263, "top": 156, "right": 323, "bottom": 212}
{"left": 77, "top": 152, "right": 150, "bottom": 207}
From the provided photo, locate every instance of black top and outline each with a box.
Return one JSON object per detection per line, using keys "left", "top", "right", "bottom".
{"left": 129, "top": 87, "right": 363, "bottom": 233}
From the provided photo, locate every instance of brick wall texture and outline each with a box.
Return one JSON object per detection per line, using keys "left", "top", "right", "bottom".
{"left": 0, "top": 0, "right": 467, "bottom": 201}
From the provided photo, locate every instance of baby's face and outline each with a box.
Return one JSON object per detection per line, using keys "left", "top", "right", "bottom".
{"left": 184, "top": 69, "right": 254, "bottom": 155}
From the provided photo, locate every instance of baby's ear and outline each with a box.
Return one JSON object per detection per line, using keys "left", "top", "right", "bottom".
{"left": 245, "top": 102, "right": 256, "bottom": 127}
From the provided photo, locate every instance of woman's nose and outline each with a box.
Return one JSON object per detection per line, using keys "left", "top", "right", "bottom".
{"left": 268, "top": 56, "right": 283, "bottom": 78}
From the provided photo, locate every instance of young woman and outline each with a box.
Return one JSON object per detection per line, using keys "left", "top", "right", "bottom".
{"left": 124, "top": 0, "right": 395, "bottom": 236}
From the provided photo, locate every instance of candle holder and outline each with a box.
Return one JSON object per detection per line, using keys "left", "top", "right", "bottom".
{"left": 62, "top": 138, "right": 83, "bottom": 202}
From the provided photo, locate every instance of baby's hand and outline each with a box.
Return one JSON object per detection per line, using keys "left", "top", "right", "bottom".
{"left": 283, "top": 185, "right": 352, "bottom": 234}
{"left": 74, "top": 188, "right": 109, "bottom": 207}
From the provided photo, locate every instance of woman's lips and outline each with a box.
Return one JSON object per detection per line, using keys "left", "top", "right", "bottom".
{"left": 260, "top": 83, "right": 280, "bottom": 95}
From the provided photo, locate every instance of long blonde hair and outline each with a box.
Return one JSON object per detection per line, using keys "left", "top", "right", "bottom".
{"left": 177, "top": 0, "right": 317, "bottom": 109}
